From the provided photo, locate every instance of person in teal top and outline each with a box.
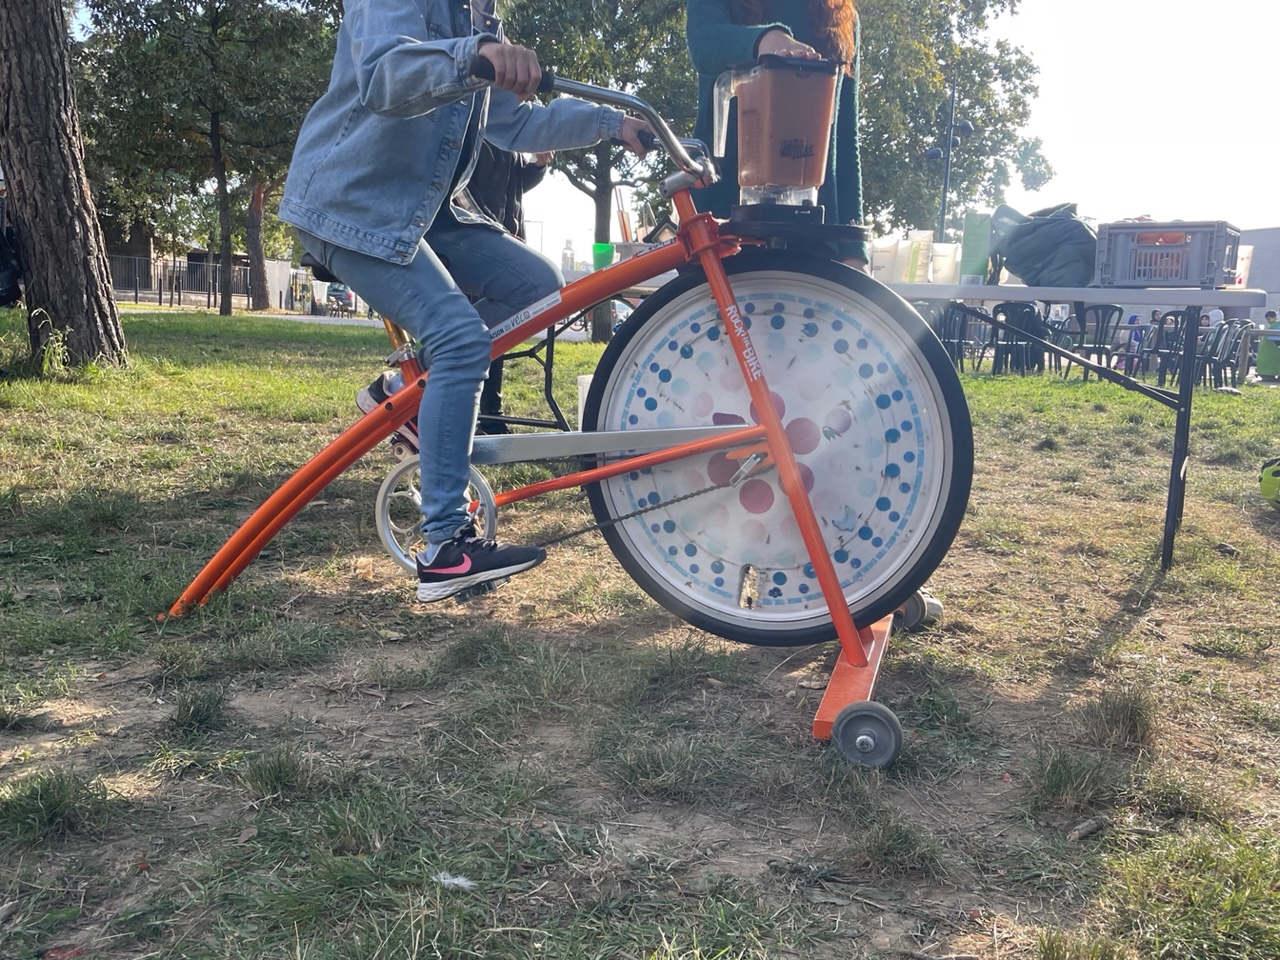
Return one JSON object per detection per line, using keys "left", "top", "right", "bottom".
{"left": 685, "top": 0, "right": 869, "bottom": 266}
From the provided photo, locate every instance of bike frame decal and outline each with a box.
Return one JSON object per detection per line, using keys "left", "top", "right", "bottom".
{"left": 488, "top": 290, "right": 564, "bottom": 341}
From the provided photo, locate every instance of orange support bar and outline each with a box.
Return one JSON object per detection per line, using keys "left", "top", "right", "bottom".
{"left": 677, "top": 192, "right": 869, "bottom": 668}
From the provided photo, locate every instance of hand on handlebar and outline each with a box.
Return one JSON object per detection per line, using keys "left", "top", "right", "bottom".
{"left": 618, "top": 117, "right": 655, "bottom": 159}
{"left": 477, "top": 40, "right": 543, "bottom": 100}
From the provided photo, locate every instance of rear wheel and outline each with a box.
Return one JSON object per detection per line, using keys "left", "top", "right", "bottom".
{"left": 583, "top": 252, "right": 971, "bottom": 647}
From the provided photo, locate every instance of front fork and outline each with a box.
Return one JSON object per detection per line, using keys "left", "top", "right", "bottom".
{"left": 673, "top": 193, "right": 872, "bottom": 669}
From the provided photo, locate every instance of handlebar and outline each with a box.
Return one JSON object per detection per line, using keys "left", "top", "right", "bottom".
{"left": 467, "top": 55, "right": 714, "bottom": 185}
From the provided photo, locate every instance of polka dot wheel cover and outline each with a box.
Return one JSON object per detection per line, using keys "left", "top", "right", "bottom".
{"left": 601, "top": 281, "right": 944, "bottom": 612}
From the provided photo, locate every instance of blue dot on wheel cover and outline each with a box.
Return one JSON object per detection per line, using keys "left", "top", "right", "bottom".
{"left": 885, "top": 428, "right": 900, "bottom": 442}
{"left": 628, "top": 414, "right": 638, "bottom": 424}
{"left": 707, "top": 327, "right": 720, "bottom": 341}
{"left": 902, "top": 420, "right": 913, "bottom": 431}
{"left": 680, "top": 344, "right": 694, "bottom": 358}
{"left": 835, "top": 339, "right": 849, "bottom": 353}
{"left": 851, "top": 558, "right": 862, "bottom": 569}
{"left": 668, "top": 546, "right": 677, "bottom": 555}
{"left": 904, "top": 451, "right": 916, "bottom": 462}
{"left": 892, "top": 390, "right": 904, "bottom": 401}
{"left": 773, "top": 302, "right": 783, "bottom": 312}
{"left": 877, "top": 362, "right": 888, "bottom": 373}
{"left": 803, "top": 562, "right": 815, "bottom": 577}
{"left": 659, "top": 369, "right": 672, "bottom": 383}
{"left": 649, "top": 362, "right": 660, "bottom": 372}
{"left": 889, "top": 511, "right": 900, "bottom": 522}
{"left": 834, "top": 549, "right": 848, "bottom": 563}
{"left": 899, "top": 482, "right": 911, "bottom": 494}
{"left": 798, "top": 583, "right": 809, "bottom": 594}
{"left": 771, "top": 315, "right": 785, "bottom": 329}
{"left": 858, "top": 525, "right": 873, "bottom": 540}
{"left": 832, "top": 319, "right": 843, "bottom": 330}
{"left": 714, "top": 576, "right": 724, "bottom": 587}
{"left": 684, "top": 544, "right": 697, "bottom": 557}
{"left": 872, "top": 537, "right": 883, "bottom": 547}
{"left": 711, "top": 560, "right": 724, "bottom": 573}
{"left": 663, "top": 520, "right": 676, "bottom": 533}
{"left": 859, "top": 363, "right": 874, "bottom": 378}
{"left": 857, "top": 338, "right": 868, "bottom": 349}
{"left": 647, "top": 492, "right": 660, "bottom": 504}
{"left": 803, "top": 322, "right": 819, "bottom": 337}
{"left": 690, "top": 563, "right": 699, "bottom": 573}
{"left": 690, "top": 322, "right": 701, "bottom": 333}
{"left": 772, "top": 571, "right": 787, "bottom": 585}
{"left": 644, "top": 397, "right": 658, "bottom": 411}
{"left": 876, "top": 497, "right": 891, "bottom": 511}
{"left": 804, "top": 308, "right": 815, "bottom": 319}
{"left": 744, "top": 302, "right": 756, "bottom": 313}
{"left": 885, "top": 463, "right": 901, "bottom": 478}
{"left": 876, "top": 394, "right": 892, "bottom": 409}
{"left": 650, "top": 523, "right": 660, "bottom": 532}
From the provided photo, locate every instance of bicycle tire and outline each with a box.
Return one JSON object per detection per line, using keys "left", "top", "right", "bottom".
{"left": 583, "top": 252, "right": 971, "bottom": 647}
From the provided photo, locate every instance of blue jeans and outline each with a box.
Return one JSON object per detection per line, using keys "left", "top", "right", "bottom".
{"left": 297, "top": 220, "right": 562, "bottom": 544}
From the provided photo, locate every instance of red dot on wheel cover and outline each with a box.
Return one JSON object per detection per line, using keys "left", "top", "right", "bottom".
{"left": 749, "top": 391, "right": 786, "bottom": 424}
{"left": 707, "top": 452, "right": 737, "bottom": 486}
{"left": 785, "top": 417, "right": 820, "bottom": 455}
{"left": 739, "top": 477, "right": 775, "bottom": 514}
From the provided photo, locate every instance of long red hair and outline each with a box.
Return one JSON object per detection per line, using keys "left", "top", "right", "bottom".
{"left": 733, "top": 0, "right": 856, "bottom": 67}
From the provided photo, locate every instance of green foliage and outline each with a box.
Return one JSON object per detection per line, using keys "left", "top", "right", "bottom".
{"left": 75, "top": 0, "right": 334, "bottom": 302}
{"left": 859, "top": 0, "right": 1052, "bottom": 234}
{"left": 506, "top": 0, "right": 697, "bottom": 239}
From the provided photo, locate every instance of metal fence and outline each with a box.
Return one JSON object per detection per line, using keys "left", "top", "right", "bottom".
{"left": 109, "top": 254, "right": 253, "bottom": 309}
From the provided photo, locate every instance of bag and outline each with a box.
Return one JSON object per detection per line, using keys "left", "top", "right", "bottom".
{"left": 989, "top": 203, "right": 1097, "bottom": 287}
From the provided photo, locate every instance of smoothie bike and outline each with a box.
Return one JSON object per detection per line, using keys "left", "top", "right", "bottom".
{"left": 168, "top": 57, "right": 973, "bottom": 767}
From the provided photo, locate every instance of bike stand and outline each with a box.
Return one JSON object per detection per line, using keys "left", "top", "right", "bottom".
{"left": 811, "top": 615, "right": 900, "bottom": 767}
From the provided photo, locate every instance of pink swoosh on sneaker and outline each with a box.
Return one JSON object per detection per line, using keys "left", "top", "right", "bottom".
{"left": 429, "top": 555, "right": 472, "bottom": 575}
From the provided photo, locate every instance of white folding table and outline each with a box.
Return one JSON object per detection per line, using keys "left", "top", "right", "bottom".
{"left": 889, "top": 283, "right": 1268, "bottom": 569}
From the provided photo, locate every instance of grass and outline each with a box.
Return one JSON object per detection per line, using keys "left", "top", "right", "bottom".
{"left": 2, "top": 305, "right": 1280, "bottom": 958}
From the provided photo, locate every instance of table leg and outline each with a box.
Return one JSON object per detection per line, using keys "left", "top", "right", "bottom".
{"left": 1161, "top": 305, "right": 1198, "bottom": 570}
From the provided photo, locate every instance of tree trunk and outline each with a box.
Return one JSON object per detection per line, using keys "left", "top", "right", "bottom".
{"left": 246, "top": 176, "right": 270, "bottom": 311}
{"left": 0, "top": 0, "right": 125, "bottom": 366}
{"left": 590, "top": 141, "right": 614, "bottom": 344}
{"left": 210, "top": 111, "right": 235, "bottom": 317}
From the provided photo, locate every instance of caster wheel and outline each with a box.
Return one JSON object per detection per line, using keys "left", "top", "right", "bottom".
{"left": 830, "top": 701, "right": 903, "bottom": 768}
{"left": 894, "top": 588, "right": 943, "bottom": 632}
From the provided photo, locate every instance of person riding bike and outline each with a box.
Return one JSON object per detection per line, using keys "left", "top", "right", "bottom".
{"left": 279, "top": 0, "right": 650, "bottom": 602}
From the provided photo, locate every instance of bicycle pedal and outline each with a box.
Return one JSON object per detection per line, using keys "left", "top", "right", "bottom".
{"left": 454, "top": 577, "right": 510, "bottom": 604}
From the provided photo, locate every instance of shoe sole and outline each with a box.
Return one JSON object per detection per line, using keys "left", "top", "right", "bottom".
{"left": 416, "top": 553, "right": 546, "bottom": 603}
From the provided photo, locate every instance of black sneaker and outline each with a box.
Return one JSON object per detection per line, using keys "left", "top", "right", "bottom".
{"left": 416, "top": 524, "right": 546, "bottom": 602}
{"left": 358, "top": 371, "right": 419, "bottom": 452}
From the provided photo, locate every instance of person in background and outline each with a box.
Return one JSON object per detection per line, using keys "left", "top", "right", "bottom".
{"left": 463, "top": 144, "right": 554, "bottom": 435}
{"left": 280, "top": 0, "right": 651, "bottom": 602}
{"left": 685, "top": 0, "right": 869, "bottom": 269}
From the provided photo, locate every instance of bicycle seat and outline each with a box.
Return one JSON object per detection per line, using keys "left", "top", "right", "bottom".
{"left": 300, "top": 251, "right": 341, "bottom": 284}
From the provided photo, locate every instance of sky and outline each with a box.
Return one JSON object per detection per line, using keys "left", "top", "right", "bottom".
{"left": 525, "top": 0, "right": 1280, "bottom": 262}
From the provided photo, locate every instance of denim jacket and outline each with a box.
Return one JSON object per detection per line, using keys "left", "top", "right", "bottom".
{"left": 280, "top": 0, "right": 624, "bottom": 264}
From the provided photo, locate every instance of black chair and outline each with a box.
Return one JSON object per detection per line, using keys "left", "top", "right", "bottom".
{"left": 977, "top": 301, "right": 1043, "bottom": 375}
{"left": 1189, "top": 320, "right": 1231, "bottom": 388}
{"left": 1064, "top": 303, "right": 1123, "bottom": 381}
{"left": 936, "top": 301, "right": 972, "bottom": 371}
{"left": 1140, "top": 310, "right": 1187, "bottom": 385}
{"left": 1208, "top": 319, "right": 1249, "bottom": 388}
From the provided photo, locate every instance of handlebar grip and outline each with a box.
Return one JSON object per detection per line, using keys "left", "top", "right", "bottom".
{"left": 638, "top": 130, "right": 658, "bottom": 151}
{"left": 468, "top": 54, "right": 556, "bottom": 94}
